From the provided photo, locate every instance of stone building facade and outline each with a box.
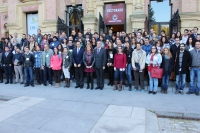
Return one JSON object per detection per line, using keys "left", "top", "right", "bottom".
{"left": 0, "top": 0, "right": 200, "bottom": 38}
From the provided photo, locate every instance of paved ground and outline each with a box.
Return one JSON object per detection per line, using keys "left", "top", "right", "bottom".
{"left": 158, "top": 118, "right": 200, "bottom": 133}
{"left": 0, "top": 80, "right": 199, "bottom": 133}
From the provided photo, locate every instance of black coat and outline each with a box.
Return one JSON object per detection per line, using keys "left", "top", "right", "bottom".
{"left": 2, "top": 52, "right": 13, "bottom": 65}
{"left": 106, "top": 49, "right": 116, "bottom": 64}
{"left": 161, "top": 56, "right": 174, "bottom": 75}
{"left": 124, "top": 47, "right": 133, "bottom": 64}
{"left": 170, "top": 44, "right": 180, "bottom": 61}
{"left": 175, "top": 50, "right": 191, "bottom": 75}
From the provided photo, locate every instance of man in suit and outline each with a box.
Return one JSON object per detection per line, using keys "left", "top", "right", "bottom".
{"left": 94, "top": 41, "right": 107, "bottom": 90}
{"left": 120, "top": 30, "right": 126, "bottom": 44}
{"left": 190, "top": 27, "right": 198, "bottom": 41}
{"left": 2, "top": 46, "right": 13, "bottom": 84}
{"left": 72, "top": 41, "right": 85, "bottom": 88}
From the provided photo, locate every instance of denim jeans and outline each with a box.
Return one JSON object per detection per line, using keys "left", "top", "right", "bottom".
{"left": 148, "top": 72, "right": 158, "bottom": 92}
{"left": 125, "top": 63, "right": 132, "bottom": 84}
{"left": 162, "top": 71, "right": 170, "bottom": 90}
{"left": 114, "top": 68, "right": 125, "bottom": 82}
{"left": 43, "top": 65, "right": 52, "bottom": 85}
{"left": 189, "top": 67, "right": 200, "bottom": 92}
{"left": 176, "top": 72, "right": 186, "bottom": 91}
{"left": 24, "top": 67, "right": 34, "bottom": 85}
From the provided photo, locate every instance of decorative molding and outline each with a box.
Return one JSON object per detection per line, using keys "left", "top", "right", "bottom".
{"left": 0, "top": 5, "right": 8, "bottom": 13}
{"left": 19, "top": 0, "right": 37, "bottom": 3}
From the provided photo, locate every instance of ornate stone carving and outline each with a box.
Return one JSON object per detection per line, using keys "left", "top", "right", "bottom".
{"left": 19, "top": 0, "right": 37, "bottom": 3}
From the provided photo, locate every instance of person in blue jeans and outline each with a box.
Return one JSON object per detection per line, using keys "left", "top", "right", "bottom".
{"left": 187, "top": 41, "right": 200, "bottom": 96}
{"left": 146, "top": 46, "right": 162, "bottom": 95}
{"left": 161, "top": 48, "right": 174, "bottom": 94}
{"left": 22, "top": 47, "right": 35, "bottom": 87}
{"left": 174, "top": 43, "right": 191, "bottom": 95}
{"left": 124, "top": 42, "right": 133, "bottom": 91}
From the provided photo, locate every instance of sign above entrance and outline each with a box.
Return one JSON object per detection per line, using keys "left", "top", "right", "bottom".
{"left": 104, "top": 3, "right": 125, "bottom": 25}
{"left": 27, "top": 13, "right": 38, "bottom": 35}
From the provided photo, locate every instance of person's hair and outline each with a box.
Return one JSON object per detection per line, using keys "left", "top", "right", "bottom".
{"left": 62, "top": 38, "right": 68, "bottom": 44}
{"left": 23, "top": 34, "right": 26, "bottom": 36}
{"left": 171, "top": 33, "right": 176, "bottom": 39}
{"left": 161, "top": 36, "right": 169, "bottom": 46}
{"left": 142, "top": 31, "right": 148, "bottom": 37}
{"left": 108, "top": 41, "right": 114, "bottom": 49}
{"left": 145, "top": 37, "right": 149, "bottom": 40}
{"left": 25, "top": 46, "right": 29, "bottom": 50}
{"left": 131, "top": 38, "right": 137, "bottom": 45}
{"left": 194, "top": 27, "right": 199, "bottom": 30}
{"left": 57, "top": 44, "right": 64, "bottom": 52}
{"left": 53, "top": 47, "right": 58, "bottom": 55}
{"left": 186, "top": 37, "right": 195, "bottom": 47}
{"left": 140, "top": 39, "right": 145, "bottom": 45}
{"left": 137, "top": 29, "right": 142, "bottom": 32}
{"left": 136, "top": 42, "right": 142, "bottom": 46}
{"left": 132, "top": 32, "right": 136, "bottom": 38}
{"left": 176, "top": 31, "right": 182, "bottom": 40}
{"left": 37, "top": 29, "right": 41, "bottom": 32}
{"left": 150, "top": 45, "right": 158, "bottom": 54}
{"left": 184, "top": 29, "right": 189, "bottom": 32}
{"left": 85, "top": 45, "right": 93, "bottom": 52}
{"left": 76, "top": 41, "right": 80, "bottom": 44}
{"left": 156, "top": 40, "right": 162, "bottom": 47}
{"left": 117, "top": 46, "right": 124, "bottom": 53}
{"left": 53, "top": 36, "right": 58, "bottom": 40}
{"left": 125, "top": 36, "right": 130, "bottom": 42}
{"left": 99, "top": 35, "right": 104, "bottom": 41}
{"left": 180, "top": 43, "right": 186, "bottom": 47}
{"left": 162, "top": 47, "right": 172, "bottom": 58}
{"left": 91, "top": 37, "right": 97, "bottom": 45}
{"left": 125, "top": 41, "right": 131, "bottom": 50}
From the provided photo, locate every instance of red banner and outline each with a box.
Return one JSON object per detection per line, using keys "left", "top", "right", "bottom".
{"left": 104, "top": 3, "right": 126, "bottom": 25}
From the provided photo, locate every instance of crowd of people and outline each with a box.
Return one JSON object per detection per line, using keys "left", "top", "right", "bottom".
{"left": 0, "top": 27, "right": 199, "bottom": 96}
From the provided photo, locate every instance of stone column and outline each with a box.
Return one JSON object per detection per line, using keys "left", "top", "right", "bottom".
{"left": 82, "top": 0, "right": 97, "bottom": 33}
{"left": 129, "top": 0, "right": 146, "bottom": 32}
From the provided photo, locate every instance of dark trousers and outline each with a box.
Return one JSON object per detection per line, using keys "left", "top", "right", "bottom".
{"left": 86, "top": 72, "right": 93, "bottom": 85}
{"left": 4, "top": 65, "right": 13, "bottom": 83}
{"left": 108, "top": 66, "right": 114, "bottom": 84}
{"left": 35, "top": 68, "right": 43, "bottom": 84}
{"left": 0, "top": 65, "right": 3, "bottom": 81}
{"left": 43, "top": 65, "right": 52, "bottom": 85}
{"left": 96, "top": 68, "right": 104, "bottom": 88}
{"left": 53, "top": 70, "right": 61, "bottom": 83}
{"left": 134, "top": 70, "right": 144, "bottom": 90}
{"left": 75, "top": 66, "right": 84, "bottom": 86}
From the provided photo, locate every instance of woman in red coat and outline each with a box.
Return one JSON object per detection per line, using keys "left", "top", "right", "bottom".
{"left": 114, "top": 46, "right": 127, "bottom": 91}
{"left": 50, "top": 47, "right": 62, "bottom": 88}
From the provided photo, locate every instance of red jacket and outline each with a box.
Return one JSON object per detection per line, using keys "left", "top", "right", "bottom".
{"left": 114, "top": 53, "right": 127, "bottom": 69}
{"left": 50, "top": 54, "right": 62, "bottom": 70}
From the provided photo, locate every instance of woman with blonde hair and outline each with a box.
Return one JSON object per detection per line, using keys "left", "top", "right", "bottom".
{"left": 161, "top": 48, "right": 174, "bottom": 94}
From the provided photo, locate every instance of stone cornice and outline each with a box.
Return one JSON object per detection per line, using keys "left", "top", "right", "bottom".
{"left": 0, "top": 4, "right": 8, "bottom": 13}
{"left": 130, "top": 13, "right": 147, "bottom": 22}
{"left": 19, "top": 0, "right": 37, "bottom": 3}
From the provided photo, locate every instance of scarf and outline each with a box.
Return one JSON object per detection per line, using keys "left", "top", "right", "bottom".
{"left": 164, "top": 54, "right": 170, "bottom": 59}
{"left": 86, "top": 52, "right": 91, "bottom": 65}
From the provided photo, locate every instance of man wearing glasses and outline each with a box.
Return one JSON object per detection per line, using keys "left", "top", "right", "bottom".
{"left": 174, "top": 43, "right": 191, "bottom": 95}
{"left": 170, "top": 37, "right": 180, "bottom": 61}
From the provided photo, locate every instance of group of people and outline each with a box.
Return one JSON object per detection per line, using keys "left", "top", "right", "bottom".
{"left": 0, "top": 27, "right": 199, "bottom": 96}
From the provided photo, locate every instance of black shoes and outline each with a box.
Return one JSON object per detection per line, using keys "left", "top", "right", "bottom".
{"left": 24, "top": 84, "right": 29, "bottom": 87}
{"left": 31, "top": 84, "right": 34, "bottom": 87}
{"left": 186, "top": 91, "right": 194, "bottom": 94}
{"left": 196, "top": 92, "right": 199, "bottom": 96}
{"left": 75, "top": 85, "right": 80, "bottom": 88}
{"left": 95, "top": 87, "right": 100, "bottom": 90}
{"left": 80, "top": 85, "right": 83, "bottom": 89}
{"left": 5, "top": 82, "right": 9, "bottom": 84}
{"left": 87, "top": 85, "right": 90, "bottom": 89}
{"left": 152, "top": 91, "right": 157, "bottom": 95}
{"left": 107, "top": 82, "right": 111, "bottom": 86}
{"left": 148, "top": 91, "right": 152, "bottom": 94}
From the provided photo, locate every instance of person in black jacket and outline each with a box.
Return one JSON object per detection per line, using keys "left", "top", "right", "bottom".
{"left": 0, "top": 49, "right": 3, "bottom": 83}
{"left": 2, "top": 46, "right": 13, "bottom": 84}
{"left": 161, "top": 48, "right": 174, "bottom": 94}
{"left": 22, "top": 46, "right": 35, "bottom": 87}
{"left": 170, "top": 37, "right": 180, "bottom": 61}
{"left": 175, "top": 43, "right": 191, "bottom": 94}
{"left": 124, "top": 42, "right": 134, "bottom": 91}
{"left": 106, "top": 41, "right": 116, "bottom": 86}
{"left": 12, "top": 46, "right": 23, "bottom": 84}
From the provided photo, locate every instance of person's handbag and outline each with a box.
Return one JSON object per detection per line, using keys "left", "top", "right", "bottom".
{"left": 150, "top": 67, "right": 163, "bottom": 78}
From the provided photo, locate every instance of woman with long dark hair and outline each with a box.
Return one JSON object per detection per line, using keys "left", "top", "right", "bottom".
{"left": 50, "top": 47, "right": 62, "bottom": 88}
{"left": 124, "top": 42, "right": 133, "bottom": 91}
{"left": 186, "top": 37, "right": 195, "bottom": 51}
{"left": 106, "top": 41, "right": 115, "bottom": 86}
{"left": 146, "top": 45, "right": 162, "bottom": 94}
{"left": 91, "top": 37, "right": 97, "bottom": 49}
{"left": 83, "top": 45, "right": 95, "bottom": 89}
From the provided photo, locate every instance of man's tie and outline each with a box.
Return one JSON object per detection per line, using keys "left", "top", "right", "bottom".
{"left": 77, "top": 48, "right": 79, "bottom": 54}
{"left": 97, "top": 49, "right": 100, "bottom": 54}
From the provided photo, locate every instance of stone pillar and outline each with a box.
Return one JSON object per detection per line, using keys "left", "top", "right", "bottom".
{"left": 125, "top": 0, "right": 133, "bottom": 33}
{"left": 129, "top": 0, "right": 146, "bottom": 32}
{"left": 82, "top": 0, "right": 97, "bottom": 34}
